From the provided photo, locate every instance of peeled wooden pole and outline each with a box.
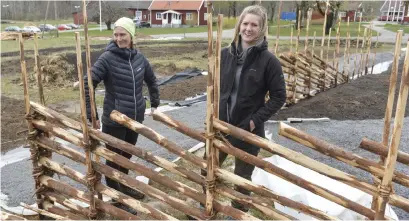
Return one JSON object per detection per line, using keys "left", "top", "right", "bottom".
{"left": 326, "top": 28, "right": 332, "bottom": 65}
{"left": 346, "top": 16, "right": 351, "bottom": 67}
{"left": 205, "top": 3, "right": 216, "bottom": 216}
{"left": 279, "top": 122, "right": 409, "bottom": 188}
{"left": 360, "top": 138, "right": 409, "bottom": 166}
{"left": 364, "top": 24, "right": 373, "bottom": 75}
{"left": 212, "top": 118, "right": 409, "bottom": 212}
{"left": 39, "top": 175, "right": 139, "bottom": 220}
{"left": 275, "top": 0, "right": 283, "bottom": 54}
{"left": 296, "top": 9, "right": 301, "bottom": 53}
{"left": 358, "top": 28, "right": 367, "bottom": 78}
{"left": 382, "top": 30, "right": 403, "bottom": 149}
{"left": 1, "top": 211, "right": 27, "bottom": 221}
{"left": 371, "top": 31, "right": 404, "bottom": 210}
{"left": 334, "top": 15, "right": 341, "bottom": 86}
{"left": 374, "top": 41, "right": 409, "bottom": 219}
{"left": 33, "top": 33, "right": 45, "bottom": 105}
{"left": 75, "top": 32, "right": 97, "bottom": 218}
{"left": 352, "top": 16, "right": 362, "bottom": 79}
{"left": 35, "top": 135, "right": 207, "bottom": 220}
{"left": 304, "top": 9, "right": 311, "bottom": 52}
{"left": 290, "top": 26, "right": 293, "bottom": 53}
{"left": 39, "top": 157, "right": 178, "bottom": 220}
{"left": 19, "top": 33, "right": 45, "bottom": 212}
{"left": 42, "top": 191, "right": 90, "bottom": 218}
{"left": 82, "top": 0, "right": 97, "bottom": 129}
{"left": 216, "top": 186, "right": 294, "bottom": 220}
{"left": 212, "top": 138, "right": 377, "bottom": 219}
{"left": 320, "top": 0, "right": 329, "bottom": 59}
{"left": 371, "top": 33, "right": 379, "bottom": 74}
{"left": 151, "top": 112, "right": 338, "bottom": 220}
{"left": 312, "top": 31, "right": 317, "bottom": 58}
{"left": 20, "top": 202, "right": 71, "bottom": 220}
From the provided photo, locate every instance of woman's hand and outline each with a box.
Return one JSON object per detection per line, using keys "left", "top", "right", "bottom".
{"left": 250, "top": 120, "right": 255, "bottom": 132}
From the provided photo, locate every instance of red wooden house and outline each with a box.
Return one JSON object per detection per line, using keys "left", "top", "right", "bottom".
{"left": 149, "top": 0, "right": 208, "bottom": 27}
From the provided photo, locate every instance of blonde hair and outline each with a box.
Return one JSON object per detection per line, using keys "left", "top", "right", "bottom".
{"left": 231, "top": 5, "right": 268, "bottom": 50}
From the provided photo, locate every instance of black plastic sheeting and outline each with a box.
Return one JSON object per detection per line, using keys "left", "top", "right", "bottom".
{"left": 157, "top": 68, "right": 203, "bottom": 86}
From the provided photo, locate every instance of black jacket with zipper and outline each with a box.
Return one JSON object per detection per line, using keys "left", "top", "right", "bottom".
{"left": 220, "top": 39, "right": 286, "bottom": 140}
{"left": 85, "top": 40, "right": 160, "bottom": 127}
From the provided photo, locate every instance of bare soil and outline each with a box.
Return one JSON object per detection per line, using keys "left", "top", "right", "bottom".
{"left": 1, "top": 96, "right": 27, "bottom": 152}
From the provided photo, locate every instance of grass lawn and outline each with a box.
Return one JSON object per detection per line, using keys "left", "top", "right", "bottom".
{"left": 268, "top": 22, "right": 377, "bottom": 37}
{"left": 383, "top": 23, "right": 409, "bottom": 33}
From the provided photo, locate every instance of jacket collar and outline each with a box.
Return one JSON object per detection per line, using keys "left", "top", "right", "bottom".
{"left": 230, "top": 36, "right": 268, "bottom": 57}
{"left": 106, "top": 40, "right": 138, "bottom": 59}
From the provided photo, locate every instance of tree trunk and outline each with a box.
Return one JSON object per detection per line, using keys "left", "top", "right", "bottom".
{"left": 106, "top": 21, "right": 112, "bottom": 30}
{"left": 326, "top": 12, "right": 334, "bottom": 35}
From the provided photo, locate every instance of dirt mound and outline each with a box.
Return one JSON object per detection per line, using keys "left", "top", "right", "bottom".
{"left": 39, "top": 53, "right": 76, "bottom": 85}
{"left": 273, "top": 57, "right": 409, "bottom": 121}
{"left": 152, "top": 63, "right": 179, "bottom": 76}
{"left": 143, "top": 75, "right": 207, "bottom": 101}
{"left": 1, "top": 96, "right": 27, "bottom": 152}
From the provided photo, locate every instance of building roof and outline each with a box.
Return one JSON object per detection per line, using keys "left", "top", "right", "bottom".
{"left": 149, "top": 0, "right": 204, "bottom": 11}
{"left": 380, "top": 0, "right": 405, "bottom": 12}
{"left": 121, "top": 1, "right": 152, "bottom": 10}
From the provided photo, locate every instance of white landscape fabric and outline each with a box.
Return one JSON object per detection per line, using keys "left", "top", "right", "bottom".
{"left": 252, "top": 155, "right": 399, "bottom": 220}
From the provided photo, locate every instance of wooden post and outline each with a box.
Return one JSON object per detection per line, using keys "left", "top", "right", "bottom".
{"left": 358, "top": 28, "right": 367, "bottom": 78}
{"left": 320, "top": 0, "right": 329, "bottom": 60}
{"left": 326, "top": 28, "right": 332, "bottom": 65}
{"left": 371, "top": 33, "right": 379, "bottom": 74}
{"left": 312, "top": 31, "right": 316, "bottom": 58}
{"left": 20, "top": 202, "right": 71, "bottom": 220}
{"left": 33, "top": 33, "right": 45, "bottom": 105}
{"left": 360, "top": 138, "right": 409, "bottom": 166}
{"left": 352, "top": 16, "right": 362, "bottom": 79}
{"left": 304, "top": 9, "right": 311, "bottom": 52}
{"left": 335, "top": 15, "right": 341, "bottom": 86}
{"left": 346, "top": 16, "right": 351, "bottom": 66}
{"left": 39, "top": 157, "right": 178, "bottom": 220}
{"left": 290, "top": 26, "right": 294, "bottom": 53}
{"left": 205, "top": 1, "right": 216, "bottom": 217}
{"left": 75, "top": 32, "right": 97, "bottom": 219}
{"left": 82, "top": 0, "right": 97, "bottom": 129}
{"left": 364, "top": 24, "right": 373, "bottom": 75}
{"left": 275, "top": 0, "right": 283, "bottom": 54}
{"left": 212, "top": 139, "right": 377, "bottom": 219}
{"left": 19, "top": 33, "right": 45, "bottom": 213}
{"left": 296, "top": 9, "right": 301, "bottom": 53}
{"left": 343, "top": 21, "right": 350, "bottom": 81}
{"left": 374, "top": 41, "right": 409, "bottom": 220}
{"left": 278, "top": 122, "right": 409, "bottom": 187}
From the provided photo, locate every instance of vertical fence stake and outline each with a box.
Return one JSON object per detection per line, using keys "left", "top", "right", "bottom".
{"left": 371, "top": 30, "right": 403, "bottom": 212}
{"left": 371, "top": 33, "right": 379, "bottom": 75}
{"left": 304, "top": 9, "right": 311, "bottom": 52}
{"left": 296, "top": 9, "right": 301, "bottom": 53}
{"left": 352, "top": 16, "right": 362, "bottom": 79}
{"left": 335, "top": 15, "right": 341, "bottom": 86}
{"left": 274, "top": 1, "right": 282, "bottom": 55}
{"left": 204, "top": 1, "right": 216, "bottom": 218}
{"left": 33, "top": 33, "right": 45, "bottom": 105}
{"left": 75, "top": 32, "right": 97, "bottom": 219}
{"left": 374, "top": 40, "right": 409, "bottom": 220}
{"left": 320, "top": 0, "right": 329, "bottom": 60}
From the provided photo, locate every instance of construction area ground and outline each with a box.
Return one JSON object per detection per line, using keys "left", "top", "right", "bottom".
{"left": 1, "top": 23, "right": 409, "bottom": 219}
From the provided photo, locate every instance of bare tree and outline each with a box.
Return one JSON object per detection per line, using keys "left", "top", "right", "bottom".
{"left": 88, "top": 0, "right": 127, "bottom": 30}
{"left": 228, "top": 1, "right": 237, "bottom": 18}
{"left": 316, "top": 0, "right": 342, "bottom": 34}
{"left": 266, "top": 1, "right": 277, "bottom": 21}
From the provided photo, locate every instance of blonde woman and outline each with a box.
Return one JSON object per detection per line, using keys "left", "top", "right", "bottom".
{"left": 204, "top": 5, "right": 286, "bottom": 213}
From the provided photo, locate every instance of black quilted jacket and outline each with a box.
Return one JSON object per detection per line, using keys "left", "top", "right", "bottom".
{"left": 85, "top": 41, "right": 159, "bottom": 127}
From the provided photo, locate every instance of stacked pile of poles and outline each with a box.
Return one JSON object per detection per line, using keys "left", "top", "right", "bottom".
{"left": 14, "top": 0, "right": 408, "bottom": 220}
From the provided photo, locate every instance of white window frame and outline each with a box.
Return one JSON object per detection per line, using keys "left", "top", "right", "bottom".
{"left": 204, "top": 13, "right": 208, "bottom": 20}
{"left": 338, "top": 11, "right": 346, "bottom": 17}
{"left": 135, "top": 10, "right": 142, "bottom": 20}
{"left": 156, "top": 12, "right": 162, "bottom": 20}
{"left": 186, "top": 13, "right": 193, "bottom": 20}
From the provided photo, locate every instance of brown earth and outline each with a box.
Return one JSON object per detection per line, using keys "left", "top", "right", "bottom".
{"left": 1, "top": 96, "right": 27, "bottom": 152}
